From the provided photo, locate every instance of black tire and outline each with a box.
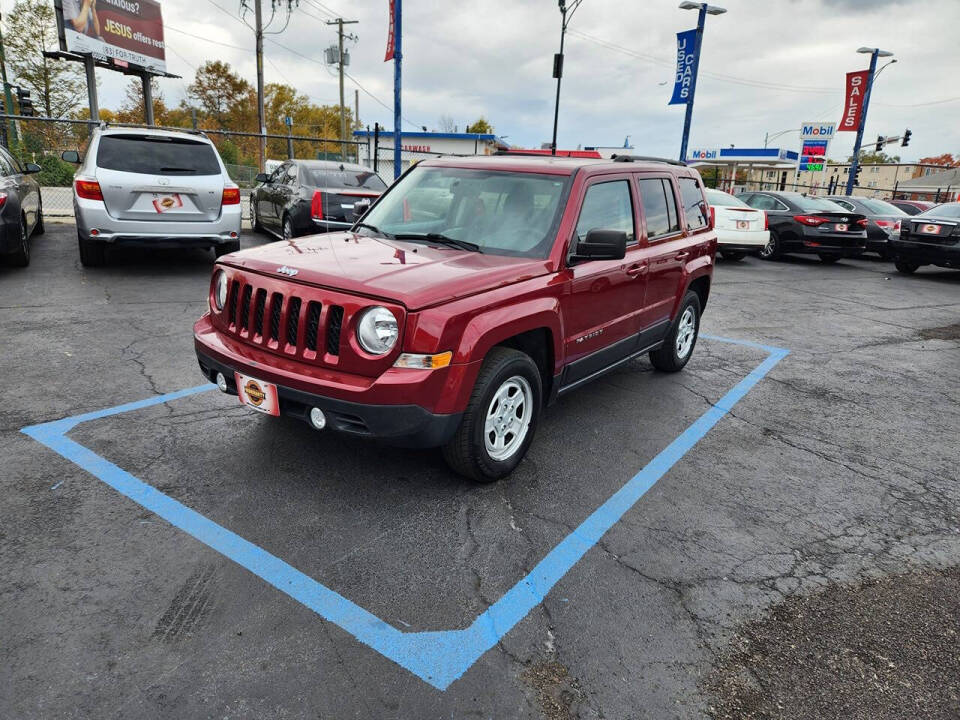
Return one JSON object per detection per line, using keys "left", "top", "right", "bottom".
{"left": 720, "top": 250, "right": 745, "bottom": 261}
{"left": 818, "top": 254, "right": 840, "bottom": 264}
{"left": 895, "top": 258, "right": 919, "bottom": 274}
{"left": 250, "top": 199, "right": 262, "bottom": 232}
{"left": 282, "top": 214, "right": 294, "bottom": 240}
{"left": 442, "top": 347, "right": 542, "bottom": 483}
{"left": 758, "top": 231, "right": 781, "bottom": 260}
{"left": 649, "top": 291, "right": 701, "bottom": 373}
{"left": 78, "top": 233, "right": 106, "bottom": 267}
{"left": 34, "top": 205, "right": 45, "bottom": 235}
{"left": 214, "top": 240, "right": 241, "bottom": 258}
{"left": 6, "top": 215, "right": 30, "bottom": 267}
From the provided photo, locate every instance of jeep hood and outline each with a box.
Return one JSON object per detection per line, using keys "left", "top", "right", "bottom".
{"left": 221, "top": 232, "right": 552, "bottom": 310}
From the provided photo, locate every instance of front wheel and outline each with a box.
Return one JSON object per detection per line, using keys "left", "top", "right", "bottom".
{"left": 282, "top": 214, "right": 294, "bottom": 240}
{"left": 442, "top": 347, "right": 542, "bottom": 483}
{"left": 895, "top": 258, "right": 919, "bottom": 274}
{"left": 250, "top": 199, "right": 263, "bottom": 232}
{"left": 6, "top": 215, "right": 29, "bottom": 267}
{"left": 649, "top": 291, "right": 701, "bottom": 372}
{"left": 34, "top": 205, "right": 45, "bottom": 235}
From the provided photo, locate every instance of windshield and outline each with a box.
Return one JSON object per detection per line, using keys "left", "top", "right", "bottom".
{"left": 705, "top": 189, "right": 748, "bottom": 207}
{"left": 791, "top": 195, "right": 847, "bottom": 213}
{"left": 97, "top": 134, "right": 221, "bottom": 176}
{"left": 304, "top": 167, "right": 387, "bottom": 191}
{"left": 360, "top": 166, "right": 570, "bottom": 258}
{"left": 859, "top": 198, "right": 908, "bottom": 216}
{"left": 920, "top": 203, "right": 960, "bottom": 219}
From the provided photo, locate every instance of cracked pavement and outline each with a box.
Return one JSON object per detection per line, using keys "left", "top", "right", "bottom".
{"left": 2, "top": 223, "right": 959, "bottom": 719}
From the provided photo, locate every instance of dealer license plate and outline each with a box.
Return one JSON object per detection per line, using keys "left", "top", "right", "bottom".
{"left": 921, "top": 224, "right": 941, "bottom": 235}
{"left": 834, "top": 223, "right": 848, "bottom": 232}
{"left": 152, "top": 193, "right": 183, "bottom": 213}
{"left": 736, "top": 220, "right": 749, "bottom": 230}
{"left": 235, "top": 373, "right": 280, "bottom": 416}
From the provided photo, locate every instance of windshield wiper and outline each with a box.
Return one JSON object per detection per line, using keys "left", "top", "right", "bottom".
{"left": 353, "top": 221, "right": 393, "bottom": 238}
{"left": 392, "top": 232, "right": 482, "bottom": 253}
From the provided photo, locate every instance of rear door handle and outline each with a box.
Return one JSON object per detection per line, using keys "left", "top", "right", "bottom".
{"left": 625, "top": 261, "right": 648, "bottom": 276}
{"left": 674, "top": 251, "right": 690, "bottom": 260}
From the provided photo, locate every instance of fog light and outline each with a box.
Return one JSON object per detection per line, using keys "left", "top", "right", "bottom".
{"left": 230, "top": 231, "right": 238, "bottom": 238}
{"left": 90, "top": 228, "right": 99, "bottom": 236}
{"left": 309, "top": 407, "right": 326, "bottom": 430}
{"left": 215, "top": 372, "right": 228, "bottom": 393}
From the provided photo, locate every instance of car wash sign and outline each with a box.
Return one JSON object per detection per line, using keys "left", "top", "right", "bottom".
{"left": 668, "top": 28, "right": 698, "bottom": 105}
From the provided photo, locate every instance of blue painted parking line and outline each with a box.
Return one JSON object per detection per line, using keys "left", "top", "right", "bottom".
{"left": 21, "top": 335, "right": 788, "bottom": 690}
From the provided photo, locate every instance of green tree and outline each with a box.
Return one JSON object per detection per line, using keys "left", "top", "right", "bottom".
{"left": 849, "top": 150, "right": 900, "bottom": 164}
{"left": 466, "top": 117, "right": 493, "bottom": 134}
{"left": 3, "top": 0, "right": 85, "bottom": 117}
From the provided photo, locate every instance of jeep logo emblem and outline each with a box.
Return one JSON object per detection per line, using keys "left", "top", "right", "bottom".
{"left": 276, "top": 266, "right": 298, "bottom": 276}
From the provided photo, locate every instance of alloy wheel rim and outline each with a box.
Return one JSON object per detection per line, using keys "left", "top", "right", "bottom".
{"left": 676, "top": 307, "right": 697, "bottom": 359}
{"left": 760, "top": 235, "right": 775, "bottom": 258}
{"left": 484, "top": 375, "right": 533, "bottom": 462}
{"left": 20, "top": 218, "right": 27, "bottom": 254}
{"left": 283, "top": 219, "right": 292, "bottom": 240}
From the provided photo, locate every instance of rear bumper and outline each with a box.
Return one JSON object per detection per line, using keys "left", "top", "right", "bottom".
{"left": 797, "top": 230, "right": 866, "bottom": 256}
{"left": 75, "top": 197, "right": 242, "bottom": 246}
{"left": 194, "top": 314, "right": 472, "bottom": 447}
{"left": 891, "top": 239, "right": 960, "bottom": 267}
{"left": 716, "top": 228, "right": 769, "bottom": 249}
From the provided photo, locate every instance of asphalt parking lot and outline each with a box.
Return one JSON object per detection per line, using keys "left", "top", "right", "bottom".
{"left": 3, "top": 222, "right": 960, "bottom": 719}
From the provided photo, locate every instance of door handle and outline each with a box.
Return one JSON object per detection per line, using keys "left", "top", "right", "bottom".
{"left": 674, "top": 251, "right": 690, "bottom": 260}
{"left": 625, "top": 261, "right": 648, "bottom": 277}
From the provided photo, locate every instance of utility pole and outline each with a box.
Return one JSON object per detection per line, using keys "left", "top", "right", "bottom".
{"left": 326, "top": 17, "right": 358, "bottom": 161}
{"left": 254, "top": 0, "right": 266, "bottom": 171}
{"left": 550, "top": 0, "right": 583, "bottom": 156}
{"left": 393, "top": 0, "right": 401, "bottom": 179}
{"left": 677, "top": 2, "right": 726, "bottom": 163}
{"left": 845, "top": 46, "right": 894, "bottom": 196}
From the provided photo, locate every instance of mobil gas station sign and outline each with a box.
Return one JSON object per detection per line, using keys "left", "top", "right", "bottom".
{"left": 800, "top": 122, "right": 837, "bottom": 142}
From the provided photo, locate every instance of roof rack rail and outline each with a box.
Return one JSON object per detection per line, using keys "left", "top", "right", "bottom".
{"left": 611, "top": 154, "right": 687, "bottom": 166}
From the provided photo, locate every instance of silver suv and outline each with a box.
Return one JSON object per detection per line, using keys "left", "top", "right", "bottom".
{"left": 64, "top": 127, "right": 242, "bottom": 266}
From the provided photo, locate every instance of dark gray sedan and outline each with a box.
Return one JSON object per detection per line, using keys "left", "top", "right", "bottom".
{"left": 825, "top": 195, "right": 908, "bottom": 259}
{"left": 0, "top": 145, "right": 43, "bottom": 267}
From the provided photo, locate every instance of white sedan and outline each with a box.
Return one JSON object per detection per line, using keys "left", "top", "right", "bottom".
{"left": 706, "top": 189, "right": 770, "bottom": 261}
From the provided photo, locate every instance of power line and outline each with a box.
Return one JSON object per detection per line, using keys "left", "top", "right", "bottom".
{"left": 166, "top": 24, "right": 251, "bottom": 52}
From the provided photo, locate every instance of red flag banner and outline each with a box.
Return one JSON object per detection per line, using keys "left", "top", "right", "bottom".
{"left": 839, "top": 70, "right": 869, "bottom": 132}
{"left": 384, "top": 0, "right": 396, "bottom": 61}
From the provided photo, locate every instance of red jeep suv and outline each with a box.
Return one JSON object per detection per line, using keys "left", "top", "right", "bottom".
{"left": 194, "top": 155, "right": 716, "bottom": 481}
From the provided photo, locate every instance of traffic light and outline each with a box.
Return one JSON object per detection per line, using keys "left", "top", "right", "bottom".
{"left": 853, "top": 164, "right": 862, "bottom": 186}
{"left": 875, "top": 135, "right": 884, "bottom": 153}
{"left": 901, "top": 128, "right": 912, "bottom": 147}
{"left": 16, "top": 87, "right": 34, "bottom": 117}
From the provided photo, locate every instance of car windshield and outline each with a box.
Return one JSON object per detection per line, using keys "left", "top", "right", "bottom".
{"left": 97, "top": 134, "right": 221, "bottom": 176}
{"left": 791, "top": 195, "right": 847, "bottom": 213}
{"left": 705, "top": 189, "right": 748, "bottom": 207}
{"left": 859, "top": 198, "right": 908, "bottom": 216}
{"left": 359, "top": 166, "right": 570, "bottom": 258}
{"left": 303, "top": 167, "right": 387, "bottom": 191}
{"left": 919, "top": 203, "right": 960, "bottom": 219}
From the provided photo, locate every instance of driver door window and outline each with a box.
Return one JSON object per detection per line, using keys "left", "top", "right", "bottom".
{"left": 574, "top": 180, "right": 635, "bottom": 246}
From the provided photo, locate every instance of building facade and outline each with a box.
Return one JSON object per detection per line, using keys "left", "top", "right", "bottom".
{"left": 743, "top": 162, "right": 943, "bottom": 197}
{"left": 353, "top": 130, "right": 506, "bottom": 180}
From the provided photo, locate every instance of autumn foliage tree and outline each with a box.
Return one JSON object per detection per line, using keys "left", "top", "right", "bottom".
{"left": 917, "top": 154, "right": 958, "bottom": 168}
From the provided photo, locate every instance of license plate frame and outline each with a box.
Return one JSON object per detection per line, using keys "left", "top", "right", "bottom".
{"left": 921, "top": 224, "right": 941, "bottom": 235}
{"left": 152, "top": 193, "right": 183, "bottom": 213}
{"left": 235, "top": 373, "right": 280, "bottom": 416}
{"left": 736, "top": 220, "right": 749, "bottom": 230}
{"left": 834, "top": 223, "right": 848, "bottom": 232}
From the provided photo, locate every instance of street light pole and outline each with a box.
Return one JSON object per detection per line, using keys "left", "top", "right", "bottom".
{"left": 550, "top": 0, "right": 582, "bottom": 157}
{"left": 845, "top": 46, "right": 893, "bottom": 196}
{"left": 677, "top": 2, "right": 725, "bottom": 163}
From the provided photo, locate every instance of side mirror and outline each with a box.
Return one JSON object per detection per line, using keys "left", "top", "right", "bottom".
{"left": 351, "top": 199, "right": 371, "bottom": 220}
{"left": 255, "top": 173, "right": 269, "bottom": 183}
{"left": 574, "top": 229, "right": 627, "bottom": 261}
{"left": 24, "top": 162, "right": 42, "bottom": 174}
{"left": 61, "top": 150, "right": 80, "bottom": 164}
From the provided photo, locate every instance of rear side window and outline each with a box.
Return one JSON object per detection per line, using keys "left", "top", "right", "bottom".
{"left": 96, "top": 135, "right": 221, "bottom": 176}
{"left": 637, "top": 178, "right": 681, "bottom": 239}
{"left": 306, "top": 168, "right": 387, "bottom": 191}
{"left": 678, "top": 177, "right": 708, "bottom": 230}
{"left": 575, "top": 180, "right": 635, "bottom": 244}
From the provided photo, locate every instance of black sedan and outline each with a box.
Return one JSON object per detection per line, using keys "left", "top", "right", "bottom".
{"left": 739, "top": 191, "right": 867, "bottom": 263}
{"left": 0, "top": 145, "right": 44, "bottom": 267}
{"left": 890, "top": 202, "right": 960, "bottom": 274}
{"left": 249, "top": 159, "right": 387, "bottom": 240}
{"left": 825, "top": 195, "right": 909, "bottom": 259}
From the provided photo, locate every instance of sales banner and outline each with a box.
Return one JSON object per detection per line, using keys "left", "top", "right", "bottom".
{"left": 57, "top": 0, "right": 166, "bottom": 73}
{"left": 668, "top": 28, "right": 697, "bottom": 105}
{"left": 384, "top": 0, "right": 396, "bottom": 61}
{"left": 839, "top": 70, "right": 869, "bottom": 132}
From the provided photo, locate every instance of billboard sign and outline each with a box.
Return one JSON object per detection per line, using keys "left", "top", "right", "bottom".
{"left": 688, "top": 148, "right": 719, "bottom": 161}
{"left": 668, "top": 28, "right": 697, "bottom": 105}
{"left": 798, "top": 140, "right": 827, "bottom": 172}
{"left": 800, "top": 122, "right": 836, "bottom": 142}
{"left": 56, "top": 0, "right": 166, "bottom": 74}
{"left": 839, "top": 70, "right": 869, "bottom": 132}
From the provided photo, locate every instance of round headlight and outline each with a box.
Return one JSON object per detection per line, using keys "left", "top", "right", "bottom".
{"left": 356, "top": 306, "right": 398, "bottom": 355}
{"left": 214, "top": 270, "right": 228, "bottom": 311}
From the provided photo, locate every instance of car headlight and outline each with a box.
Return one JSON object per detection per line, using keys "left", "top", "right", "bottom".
{"left": 213, "top": 270, "right": 228, "bottom": 311}
{"left": 356, "top": 306, "right": 398, "bottom": 355}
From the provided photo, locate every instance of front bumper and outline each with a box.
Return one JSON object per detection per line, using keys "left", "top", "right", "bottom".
{"left": 890, "top": 238, "right": 960, "bottom": 267}
{"left": 75, "top": 197, "right": 242, "bottom": 247}
{"left": 194, "top": 314, "right": 472, "bottom": 448}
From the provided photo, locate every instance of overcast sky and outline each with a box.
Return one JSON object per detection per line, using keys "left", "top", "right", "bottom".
{"left": 39, "top": 0, "right": 960, "bottom": 161}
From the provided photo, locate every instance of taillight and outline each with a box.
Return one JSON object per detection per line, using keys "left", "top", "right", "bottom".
{"left": 875, "top": 219, "right": 901, "bottom": 233}
{"left": 311, "top": 190, "right": 324, "bottom": 219}
{"left": 708, "top": 205, "right": 716, "bottom": 230}
{"left": 763, "top": 210, "right": 769, "bottom": 230}
{"left": 856, "top": 218, "right": 868, "bottom": 228}
{"left": 793, "top": 214, "right": 827, "bottom": 227}
{"left": 0, "top": 191, "right": 7, "bottom": 208}
{"left": 221, "top": 187, "right": 240, "bottom": 205}
{"left": 75, "top": 179, "right": 104, "bottom": 201}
